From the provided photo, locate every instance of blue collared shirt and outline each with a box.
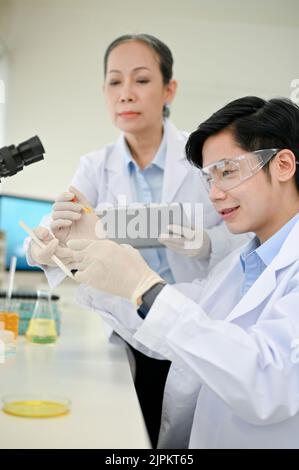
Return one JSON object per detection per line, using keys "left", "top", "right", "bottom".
{"left": 121, "top": 124, "right": 175, "bottom": 284}
{"left": 240, "top": 212, "right": 299, "bottom": 297}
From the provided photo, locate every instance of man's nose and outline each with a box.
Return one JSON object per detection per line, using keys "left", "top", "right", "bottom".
{"left": 209, "top": 182, "right": 227, "bottom": 202}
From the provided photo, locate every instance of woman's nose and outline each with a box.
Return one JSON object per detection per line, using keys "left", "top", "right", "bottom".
{"left": 120, "top": 82, "right": 136, "bottom": 103}
{"left": 120, "top": 95, "right": 133, "bottom": 103}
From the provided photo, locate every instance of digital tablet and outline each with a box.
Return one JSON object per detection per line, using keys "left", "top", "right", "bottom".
{"left": 96, "top": 202, "right": 189, "bottom": 248}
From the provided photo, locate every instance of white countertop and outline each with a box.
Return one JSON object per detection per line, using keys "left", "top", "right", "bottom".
{"left": 0, "top": 272, "right": 150, "bottom": 449}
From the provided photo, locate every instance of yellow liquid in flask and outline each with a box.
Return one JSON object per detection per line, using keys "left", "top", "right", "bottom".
{"left": 26, "top": 319, "right": 57, "bottom": 344}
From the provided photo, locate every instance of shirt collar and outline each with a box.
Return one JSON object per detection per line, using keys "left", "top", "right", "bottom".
{"left": 240, "top": 212, "right": 299, "bottom": 271}
{"left": 122, "top": 121, "right": 167, "bottom": 173}
{"left": 240, "top": 237, "right": 260, "bottom": 272}
{"left": 256, "top": 212, "right": 299, "bottom": 266}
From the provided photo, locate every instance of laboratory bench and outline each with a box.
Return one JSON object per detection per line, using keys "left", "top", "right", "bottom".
{"left": 0, "top": 271, "right": 150, "bottom": 449}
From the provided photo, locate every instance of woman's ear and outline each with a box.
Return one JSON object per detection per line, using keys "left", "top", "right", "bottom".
{"left": 165, "top": 79, "right": 177, "bottom": 104}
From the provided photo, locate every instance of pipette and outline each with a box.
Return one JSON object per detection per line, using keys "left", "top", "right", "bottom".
{"left": 7, "top": 256, "right": 17, "bottom": 306}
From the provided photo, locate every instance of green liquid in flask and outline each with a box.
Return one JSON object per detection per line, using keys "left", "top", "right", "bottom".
{"left": 26, "top": 319, "right": 57, "bottom": 344}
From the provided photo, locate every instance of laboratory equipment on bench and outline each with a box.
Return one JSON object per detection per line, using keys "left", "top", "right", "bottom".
{"left": 0, "top": 290, "right": 60, "bottom": 335}
{"left": 0, "top": 328, "right": 16, "bottom": 357}
{"left": 26, "top": 290, "right": 57, "bottom": 344}
{"left": 0, "top": 256, "right": 19, "bottom": 338}
{"left": 2, "top": 394, "right": 71, "bottom": 418}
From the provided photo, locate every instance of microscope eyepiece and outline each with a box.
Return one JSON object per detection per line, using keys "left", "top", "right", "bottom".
{"left": 0, "top": 136, "right": 45, "bottom": 180}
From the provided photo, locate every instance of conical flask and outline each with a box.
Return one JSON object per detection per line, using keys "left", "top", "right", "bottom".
{"left": 26, "top": 290, "right": 57, "bottom": 344}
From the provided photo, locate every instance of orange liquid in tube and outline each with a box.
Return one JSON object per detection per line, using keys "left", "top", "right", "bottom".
{"left": 71, "top": 196, "right": 92, "bottom": 213}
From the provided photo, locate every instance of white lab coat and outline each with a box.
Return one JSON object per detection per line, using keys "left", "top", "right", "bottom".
{"left": 36, "top": 119, "right": 249, "bottom": 288}
{"left": 24, "top": 119, "right": 250, "bottom": 447}
{"left": 77, "top": 220, "right": 299, "bottom": 448}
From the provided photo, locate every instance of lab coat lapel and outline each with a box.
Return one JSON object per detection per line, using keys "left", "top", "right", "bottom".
{"left": 105, "top": 135, "right": 134, "bottom": 204}
{"left": 226, "top": 220, "right": 299, "bottom": 323}
{"left": 162, "top": 121, "right": 190, "bottom": 202}
{"left": 225, "top": 268, "right": 277, "bottom": 322}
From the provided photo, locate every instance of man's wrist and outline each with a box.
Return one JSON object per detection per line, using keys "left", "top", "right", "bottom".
{"left": 137, "top": 282, "right": 166, "bottom": 319}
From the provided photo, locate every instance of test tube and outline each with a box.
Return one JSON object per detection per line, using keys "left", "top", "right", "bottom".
{"left": 71, "top": 196, "right": 92, "bottom": 213}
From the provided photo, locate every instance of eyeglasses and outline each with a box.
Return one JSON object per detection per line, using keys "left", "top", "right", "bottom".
{"left": 201, "top": 148, "right": 283, "bottom": 192}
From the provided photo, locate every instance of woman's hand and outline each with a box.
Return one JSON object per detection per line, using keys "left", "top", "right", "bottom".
{"left": 50, "top": 186, "right": 105, "bottom": 244}
{"left": 158, "top": 224, "right": 211, "bottom": 259}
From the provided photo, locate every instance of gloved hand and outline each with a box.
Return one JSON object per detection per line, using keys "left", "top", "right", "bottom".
{"left": 158, "top": 224, "right": 211, "bottom": 259}
{"left": 50, "top": 186, "right": 106, "bottom": 244}
{"left": 68, "top": 239, "right": 164, "bottom": 307}
{"left": 29, "top": 226, "right": 75, "bottom": 267}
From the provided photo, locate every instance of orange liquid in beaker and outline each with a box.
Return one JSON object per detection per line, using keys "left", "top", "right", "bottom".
{"left": 0, "top": 312, "right": 19, "bottom": 338}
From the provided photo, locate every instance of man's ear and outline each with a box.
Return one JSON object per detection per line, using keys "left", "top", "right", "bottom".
{"left": 273, "top": 149, "right": 297, "bottom": 183}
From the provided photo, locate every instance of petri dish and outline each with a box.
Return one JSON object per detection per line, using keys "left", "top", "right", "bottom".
{"left": 2, "top": 394, "right": 71, "bottom": 418}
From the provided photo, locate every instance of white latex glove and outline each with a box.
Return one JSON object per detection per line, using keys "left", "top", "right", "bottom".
{"left": 68, "top": 239, "right": 164, "bottom": 307}
{"left": 50, "top": 186, "right": 106, "bottom": 244}
{"left": 158, "top": 224, "right": 211, "bottom": 259}
{"left": 29, "top": 226, "right": 75, "bottom": 267}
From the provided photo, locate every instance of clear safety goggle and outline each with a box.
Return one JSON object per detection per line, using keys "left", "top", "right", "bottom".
{"left": 200, "top": 148, "right": 289, "bottom": 192}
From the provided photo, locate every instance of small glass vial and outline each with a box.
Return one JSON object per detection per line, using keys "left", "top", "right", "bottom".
{"left": 26, "top": 290, "right": 57, "bottom": 344}
{"left": 0, "top": 329, "right": 16, "bottom": 359}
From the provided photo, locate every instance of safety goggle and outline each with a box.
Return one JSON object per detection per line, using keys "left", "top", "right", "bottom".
{"left": 201, "top": 148, "right": 288, "bottom": 192}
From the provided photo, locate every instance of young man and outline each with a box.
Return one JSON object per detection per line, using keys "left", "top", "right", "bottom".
{"left": 69, "top": 96, "right": 299, "bottom": 448}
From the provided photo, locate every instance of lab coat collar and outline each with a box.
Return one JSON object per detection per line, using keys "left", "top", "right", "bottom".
{"left": 226, "top": 219, "right": 299, "bottom": 323}
{"left": 106, "top": 120, "right": 173, "bottom": 174}
{"left": 105, "top": 135, "right": 134, "bottom": 203}
{"left": 161, "top": 120, "right": 191, "bottom": 202}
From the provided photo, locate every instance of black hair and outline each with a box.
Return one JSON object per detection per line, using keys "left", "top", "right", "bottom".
{"left": 103, "top": 33, "right": 174, "bottom": 118}
{"left": 186, "top": 96, "right": 299, "bottom": 190}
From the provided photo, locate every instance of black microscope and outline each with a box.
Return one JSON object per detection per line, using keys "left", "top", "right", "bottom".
{"left": 0, "top": 136, "right": 45, "bottom": 181}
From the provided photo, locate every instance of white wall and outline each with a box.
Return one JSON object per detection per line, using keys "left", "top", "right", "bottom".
{"left": 0, "top": 0, "right": 298, "bottom": 198}
{"left": 0, "top": 38, "right": 8, "bottom": 148}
